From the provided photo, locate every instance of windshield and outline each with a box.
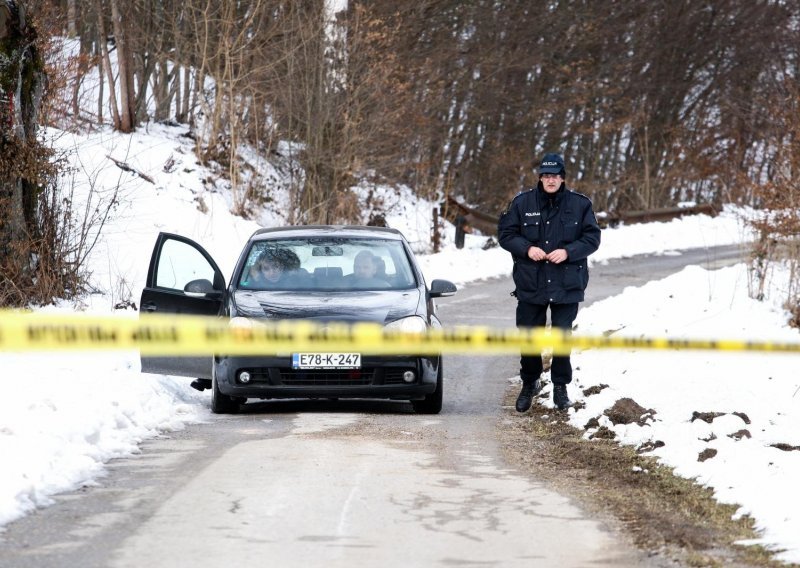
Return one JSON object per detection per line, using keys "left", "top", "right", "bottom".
{"left": 238, "top": 237, "right": 418, "bottom": 291}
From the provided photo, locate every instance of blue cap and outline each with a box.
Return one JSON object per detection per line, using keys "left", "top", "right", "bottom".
{"left": 539, "top": 153, "right": 565, "bottom": 176}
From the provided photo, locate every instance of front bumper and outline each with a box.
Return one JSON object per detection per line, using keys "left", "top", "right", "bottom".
{"left": 214, "top": 354, "right": 439, "bottom": 400}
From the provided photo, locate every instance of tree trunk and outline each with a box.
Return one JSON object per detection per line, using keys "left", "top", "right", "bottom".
{"left": 93, "top": 0, "right": 120, "bottom": 128}
{"left": 67, "top": 0, "right": 77, "bottom": 38}
{"left": 0, "top": 0, "right": 46, "bottom": 285}
{"left": 110, "top": 0, "right": 135, "bottom": 132}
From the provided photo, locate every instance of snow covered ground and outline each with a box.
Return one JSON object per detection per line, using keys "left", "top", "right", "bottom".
{"left": 1, "top": 123, "right": 798, "bottom": 563}
{"left": 563, "top": 263, "right": 800, "bottom": 562}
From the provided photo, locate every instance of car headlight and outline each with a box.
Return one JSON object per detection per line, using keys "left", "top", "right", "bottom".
{"left": 229, "top": 317, "right": 289, "bottom": 355}
{"left": 229, "top": 316, "right": 254, "bottom": 329}
{"left": 230, "top": 316, "right": 277, "bottom": 332}
{"left": 384, "top": 316, "right": 428, "bottom": 333}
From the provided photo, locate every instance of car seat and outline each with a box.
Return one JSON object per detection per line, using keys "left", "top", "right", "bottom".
{"left": 374, "top": 257, "right": 386, "bottom": 279}
{"left": 313, "top": 266, "right": 343, "bottom": 287}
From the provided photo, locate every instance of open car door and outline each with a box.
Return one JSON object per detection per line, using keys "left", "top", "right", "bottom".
{"left": 139, "top": 232, "right": 226, "bottom": 379}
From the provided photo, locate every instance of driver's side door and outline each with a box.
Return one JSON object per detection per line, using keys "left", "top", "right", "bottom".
{"left": 139, "top": 232, "right": 226, "bottom": 378}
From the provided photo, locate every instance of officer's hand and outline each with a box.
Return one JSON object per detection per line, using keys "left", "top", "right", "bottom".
{"left": 546, "top": 249, "right": 568, "bottom": 264}
{"left": 527, "top": 246, "right": 547, "bottom": 261}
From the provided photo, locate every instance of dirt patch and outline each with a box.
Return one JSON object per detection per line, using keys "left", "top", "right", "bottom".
{"left": 698, "top": 448, "right": 718, "bottom": 462}
{"left": 604, "top": 397, "right": 656, "bottom": 426}
{"left": 770, "top": 443, "right": 800, "bottom": 452}
{"left": 730, "top": 429, "right": 752, "bottom": 440}
{"left": 589, "top": 425, "right": 616, "bottom": 440}
{"left": 583, "top": 383, "right": 609, "bottom": 396}
{"left": 691, "top": 411, "right": 727, "bottom": 423}
{"left": 691, "top": 411, "right": 752, "bottom": 425}
{"left": 499, "top": 386, "right": 784, "bottom": 567}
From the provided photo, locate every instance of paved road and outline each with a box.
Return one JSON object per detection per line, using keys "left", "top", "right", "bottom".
{"left": 0, "top": 245, "right": 746, "bottom": 568}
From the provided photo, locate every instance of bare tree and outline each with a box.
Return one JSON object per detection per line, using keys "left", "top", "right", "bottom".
{"left": 67, "top": 0, "right": 76, "bottom": 37}
{"left": 1, "top": 1, "right": 46, "bottom": 263}
{"left": 0, "top": 0, "right": 63, "bottom": 304}
{"left": 109, "top": 0, "right": 135, "bottom": 131}
{"left": 357, "top": 0, "right": 793, "bottom": 215}
{"left": 744, "top": 62, "right": 800, "bottom": 324}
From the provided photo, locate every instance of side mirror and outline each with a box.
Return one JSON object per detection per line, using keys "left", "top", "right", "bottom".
{"left": 184, "top": 278, "right": 222, "bottom": 299}
{"left": 429, "top": 279, "right": 457, "bottom": 298}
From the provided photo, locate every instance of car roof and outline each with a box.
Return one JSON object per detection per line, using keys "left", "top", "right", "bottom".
{"left": 250, "top": 225, "right": 407, "bottom": 242}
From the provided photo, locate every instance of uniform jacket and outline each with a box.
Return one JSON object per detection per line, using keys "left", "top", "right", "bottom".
{"left": 498, "top": 184, "right": 601, "bottom": 304}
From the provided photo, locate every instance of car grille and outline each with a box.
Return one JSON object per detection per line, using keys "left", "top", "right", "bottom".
{"left": 279, "top": 368, "right": 374, "bottom": 386}
{"left": 240, "top": 367, "right": 415, "bottom": 386}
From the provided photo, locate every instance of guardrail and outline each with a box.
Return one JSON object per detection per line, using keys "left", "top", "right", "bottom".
{"left": 438, "top": 196, "right": 721, "bottom": 247}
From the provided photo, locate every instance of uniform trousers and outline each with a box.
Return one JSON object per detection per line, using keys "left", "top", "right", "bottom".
{"left": 516, "top": 301, "right": 579, "bottom": 386}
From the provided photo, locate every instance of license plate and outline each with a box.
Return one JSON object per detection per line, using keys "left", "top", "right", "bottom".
{"left": 292, "top": 353, "right": 361, "bottom": 369}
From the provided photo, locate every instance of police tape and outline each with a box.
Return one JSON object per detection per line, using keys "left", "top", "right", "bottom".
{"left": 0, "top": 310, "right": 799, "bottom": 355}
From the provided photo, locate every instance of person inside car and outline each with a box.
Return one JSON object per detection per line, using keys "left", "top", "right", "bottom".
{"left": 251, "top": 252, "right": 285, "bottom": 287}
{"left": 344, "top": 250, "right": 390, "bottom": 288}
{"left": 243, "top": 250, "right": 285, "bottom": 287}
{"left": 242, "top": 248, "right": 311, "bottom": 289}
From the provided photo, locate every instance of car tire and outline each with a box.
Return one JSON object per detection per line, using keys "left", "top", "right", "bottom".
{"left": 412, "top": 359, "right": 443, "bottom": 415}
{"left": 211, "top": 364, "right": 240, "bottom": 414}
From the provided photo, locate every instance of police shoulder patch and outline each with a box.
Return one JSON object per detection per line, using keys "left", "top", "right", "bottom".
{"left": 501, "top": 189, "right": 532, "bottom": 216}
{"left": 568, "top": 189, "right": 593, "bottom": 202}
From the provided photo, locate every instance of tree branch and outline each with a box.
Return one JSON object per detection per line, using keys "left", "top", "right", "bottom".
{"left": 106, "top": 154, "right": 155, "bottom": 184}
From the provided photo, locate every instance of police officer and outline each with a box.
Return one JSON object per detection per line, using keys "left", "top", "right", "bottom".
{"left": 498, "top": 153, "right": 601, "bottom": 411}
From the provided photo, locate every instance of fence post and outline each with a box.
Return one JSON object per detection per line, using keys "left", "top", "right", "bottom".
{"left": 432, "top": 207, "right": 441, "bottom": 253}
{"left": 455, "top": 215, "right": 466, "bottom": 249}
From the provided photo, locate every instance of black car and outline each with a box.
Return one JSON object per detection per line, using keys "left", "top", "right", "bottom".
{"left": 139, "top": 226, "right": 457, "bottom": 414}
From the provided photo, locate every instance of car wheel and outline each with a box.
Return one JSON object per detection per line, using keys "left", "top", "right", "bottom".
{"left": 412, "top": 359, "right": 443, "bottom": 415}
{"left": 211, "top": 364, "right": 240, "bottom": 414}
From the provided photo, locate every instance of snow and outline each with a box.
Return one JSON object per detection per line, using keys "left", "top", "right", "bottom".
{"left": 561, "top": 263, "right": 800, "bottom": 561}
{"left": 1, "top": 126, "right": 798, "bottom": 562}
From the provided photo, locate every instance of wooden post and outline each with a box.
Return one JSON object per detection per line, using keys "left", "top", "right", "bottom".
{"left": 432, "top": 207, "right": 440, "bottom": 253}
{"left": 454, "top": 215, "right": 466, "bottom": 249}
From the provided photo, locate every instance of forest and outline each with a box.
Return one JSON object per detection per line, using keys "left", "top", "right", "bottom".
{"left": 2, "top": 0, "right": 800, "bottom": 307}
{"left": 27, "top": 1, "right": 800, "bottom": 211}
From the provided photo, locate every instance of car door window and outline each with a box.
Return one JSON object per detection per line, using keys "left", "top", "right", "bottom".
{"left": 156, "top": 238, "right": 217, "bottom": 291}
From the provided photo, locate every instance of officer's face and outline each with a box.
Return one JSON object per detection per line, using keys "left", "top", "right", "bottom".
{"left": 541, "top": 173, "right": 562, "bottom": 193}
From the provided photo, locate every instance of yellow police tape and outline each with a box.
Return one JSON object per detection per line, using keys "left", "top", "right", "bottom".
{"left": 1, "top": 310, "right": 799, "bottom": 355}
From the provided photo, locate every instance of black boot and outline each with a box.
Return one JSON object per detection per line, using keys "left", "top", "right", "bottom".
{"left": 515, "top": 377, "right": 542, "bottom": 413}
{"left": 553, "top": 384, "right": 572, "bottom": 410}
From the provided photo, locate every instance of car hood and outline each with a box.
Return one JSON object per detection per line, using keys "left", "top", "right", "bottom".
{"left": 232, "top": 289, "right": 423, "bottom": 324}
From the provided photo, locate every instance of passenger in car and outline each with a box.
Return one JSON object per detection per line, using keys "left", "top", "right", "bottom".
{"left": 278, "top": 250, "right": 312, "bottom": 286}
{"left": 249, "top": 252, "right": 286, "bottom": 287}
{"left": 344, "top": 251, "right": 390, "bottom": 288}
{"left": 242, "top": 249, "right": 312, "bottom": 289}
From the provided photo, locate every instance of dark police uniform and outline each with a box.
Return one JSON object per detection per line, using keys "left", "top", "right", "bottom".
{"left": 498, "top": 182, "right": 601, "bottom": 390}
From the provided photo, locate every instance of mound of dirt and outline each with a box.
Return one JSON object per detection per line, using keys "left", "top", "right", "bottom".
{"left": 604, "top": 398, "right": 656, "bottom": 426}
